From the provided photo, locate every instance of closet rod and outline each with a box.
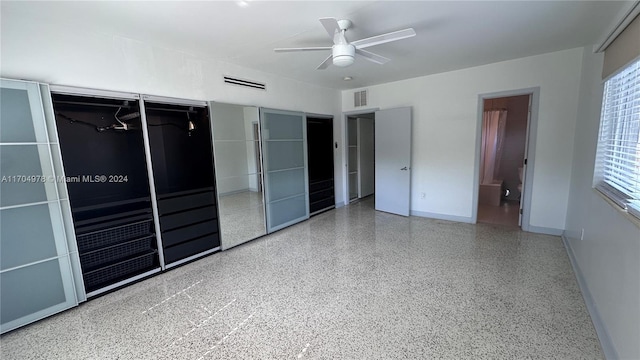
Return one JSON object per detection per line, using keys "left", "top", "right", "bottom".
{"left": 54, "top": 100, "right": 133, "bottom": 109}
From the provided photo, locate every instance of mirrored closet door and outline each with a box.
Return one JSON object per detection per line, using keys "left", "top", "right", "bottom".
{"left": 209, "top": 102, "right": 266, "bottom": 249}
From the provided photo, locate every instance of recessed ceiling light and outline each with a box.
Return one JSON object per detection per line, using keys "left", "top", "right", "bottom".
{"left": 343, "top": 76, "right": 353, "bottom": 81}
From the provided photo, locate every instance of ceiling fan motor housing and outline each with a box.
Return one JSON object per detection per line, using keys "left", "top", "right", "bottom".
{"left": 332, "top": 44, "right": 355, "bottom": 67}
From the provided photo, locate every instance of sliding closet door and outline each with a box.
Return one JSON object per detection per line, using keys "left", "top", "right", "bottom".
{"left": 209, "top": 102, "right": 266, "bottom": 250}
{"left": 0, "top": 79, "right": 77, "bottom": 333}
{"left": 260, "top": 109, "right": 309, "bottom": 232}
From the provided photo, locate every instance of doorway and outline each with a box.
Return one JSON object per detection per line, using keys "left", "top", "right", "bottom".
{"left": 307, "top": 115, "right": 335, "bottom": 215}
{"left": 476, "top": 92, "right": 533, "bottom": 228}
{"left": 344, "top": 107, "right": 412, "bottom": 216}
{"left": 346, "top": 113, "right": 375, "bottom": 203}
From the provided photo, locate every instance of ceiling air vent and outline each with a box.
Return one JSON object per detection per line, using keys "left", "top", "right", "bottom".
{"left": 354, "top": 90, "right": 367, "bottom": 107}
{"left": 223, "top": 76, "right": 266, "bottom": 91}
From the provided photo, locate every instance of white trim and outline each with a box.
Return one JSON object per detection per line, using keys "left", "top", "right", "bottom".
{"left": 11, "top": 80, "right": 84, "bottom": 305}
{"left": 85, "top": 267, "right": 162, "bottom": 298}
{"left": 410, "top": 210, "right": 473, "bottom": 224}
{"left": 335, "top": 201, "right": 346, "bottom": 208}
{"left": 305, "top": 112, "right": 333, "bottom": 119}
{"left": 141, "top": 94, "right": 207, "bottom": 107}
{"left": 594, "top": 1, "right": 640, "bottom": 53}
{"left": 0, "top": 142, "right": 52, "bottom": 145}
{"left": 138, "top": 100, "right": 166, "bottom": 270}
{"left": 310, "top": 206, "right": 335, "bottom": 217}
{"left": 0, "top": 255, "right": 60, "bottom": 273}
{"left": 49, "top": 85, "right": 139, "bottom": 100}
{"left": 0, "top": 199, "right": 58, "bottom": 211}
{"left": 562, "top": 234, "right": 619, "bottom": 360}
{"left": 526, "top": 225, "right": 563, "bottom": 236}
{"left": 164, "top": 247, "right": 220, "bottom": 269}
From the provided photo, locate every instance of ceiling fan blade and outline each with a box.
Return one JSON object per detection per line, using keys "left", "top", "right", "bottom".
{"left": 355, "top": 49, "right": 390, "bottom": 65}
{"left": 352, "top": 28, "right": 416, "bottom": 49}
{"left": 319, "top": 17, "right": 341, "bottom": 43}
{"left": 274, "top": 47, "right": 332, "bottom": 52}
{"left": 316, "top": 54, "right": 333, "bottom": 70}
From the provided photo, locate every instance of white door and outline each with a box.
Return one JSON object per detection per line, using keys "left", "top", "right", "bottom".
{"left": 519, "top": 95, "right": 533, "bottom": 226}
{"left": 375, "top": 107, "right": 412, "bottom": 216}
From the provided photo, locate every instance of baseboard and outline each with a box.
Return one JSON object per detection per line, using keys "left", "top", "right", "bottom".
{"left": 562, "top": 234, "right": 618, "bottom": 360}
{"left": 335, "top": 201, "right": 346, "bottom": 208}
{"left": 526, "top": 225, "right": 563, "bottom": 236}
{"left": 410, "top": 210, "right": 474, "bottom": 224}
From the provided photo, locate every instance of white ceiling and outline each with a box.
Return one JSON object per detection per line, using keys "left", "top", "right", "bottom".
{"left": 1, "top": 1, "right": 632, "bottom": 90}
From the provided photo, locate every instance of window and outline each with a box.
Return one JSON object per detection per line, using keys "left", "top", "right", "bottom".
{"left": 594, "top": 57, "right": 640, "bottom": 219}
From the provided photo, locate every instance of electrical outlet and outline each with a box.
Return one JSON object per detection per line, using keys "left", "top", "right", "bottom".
{"left": 580, "top": 228, "right": 584, "bottom": 241}
{"left": 420, "top": 192, "right": 426, "bottom": 199}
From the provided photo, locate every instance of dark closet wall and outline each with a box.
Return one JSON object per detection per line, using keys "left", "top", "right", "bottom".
{"left": 306, "top": 117, "right": 335, "bottom": 214}
{"left": 54, "top": 94, "right": 151, "bottom": 216}
{"left": 145, "top": 101, "right": 220, "bottom": 264}
{"left": 53, "top": 93, "right": 158, "bottom": 293}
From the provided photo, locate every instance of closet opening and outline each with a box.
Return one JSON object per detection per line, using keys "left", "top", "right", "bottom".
{"left": 144, "top": 99, "right": 220, "bottom": 266}
{"left": 306, "top": 115, "right": 335, "bottom": 216}
{"left": 346, "top": 113, "right": 375, "bottom": 203}
{"left": 53, "top": 92, "right": 160, "bottom": 295}
{"left": 476, "top": 94, "right": 531, "bottom": 228}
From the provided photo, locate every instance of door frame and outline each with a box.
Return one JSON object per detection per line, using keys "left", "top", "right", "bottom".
{"left": 471, "top": 87, "right": 540, "bottom": 232}
{"left": 342, "top": 108, "right": 379, "bottom": 206}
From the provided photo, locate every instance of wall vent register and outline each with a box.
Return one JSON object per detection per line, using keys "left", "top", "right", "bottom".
{"left": 354, "top": 90, "right": 367, "bottom": 107}
{"left": 223, "top": 76, "right": 267, "bottom": 91}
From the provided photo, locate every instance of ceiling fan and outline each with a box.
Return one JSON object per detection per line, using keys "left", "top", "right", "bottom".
{"left": 274, "top": 18, "right": 416, "bottom": 70}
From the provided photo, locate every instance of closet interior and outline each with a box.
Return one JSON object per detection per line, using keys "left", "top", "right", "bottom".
{"left": 52, "top": 90, "right": 161, "bottom": 295}
{"left": 306, "top": 116, "right": 335, "bottom": 215}
{"left": 346, "top": 114, "right": 375, "bottom": 202}
{"left": 144, "top": 98, "right": 220, "bottom": 265}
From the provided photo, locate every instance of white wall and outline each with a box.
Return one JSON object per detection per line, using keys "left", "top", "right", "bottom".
{"left": 564, "top": 47, "right": 640, "bottom": 360}
{"left": 342, "top": 48, "right": 583, "bottom": 231}
{"left": 0, "top": 15, "right": 344, "bottom": 203}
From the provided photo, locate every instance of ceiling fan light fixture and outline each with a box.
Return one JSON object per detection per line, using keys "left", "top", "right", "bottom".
{"left": 332, "top": 44, "right": 355, "bottom": 67}
{"left": 274, "top": 18, "right": 415, "bottom": 70}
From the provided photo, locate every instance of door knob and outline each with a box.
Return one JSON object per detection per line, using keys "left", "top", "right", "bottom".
{"left": 400, "top": 167, "right": 408, "bottom": 171}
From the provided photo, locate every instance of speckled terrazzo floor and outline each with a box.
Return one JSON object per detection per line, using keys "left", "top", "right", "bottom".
{"left": 0, "top": 198, "right": 602, "bottom": 359}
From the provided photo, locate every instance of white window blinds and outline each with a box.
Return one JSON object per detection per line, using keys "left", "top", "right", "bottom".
{"left": 595, "top": 57, "right": 640, "bottom": 219}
